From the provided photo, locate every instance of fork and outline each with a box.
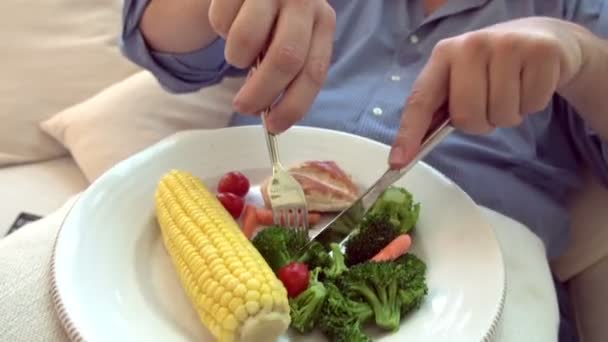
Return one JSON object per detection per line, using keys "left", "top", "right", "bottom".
{"left": 250, "top": 55, "right": 310, "bottom": 243}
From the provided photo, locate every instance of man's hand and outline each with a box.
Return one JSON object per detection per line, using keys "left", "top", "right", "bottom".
{"left": 208, "top": 0, "right": 336, "bottom": 134}
{"left": 389, "top": 17, "right": 588, "bottom": 168}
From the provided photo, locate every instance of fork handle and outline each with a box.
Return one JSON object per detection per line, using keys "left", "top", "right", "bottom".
{"left": 261, "top": 111, "right": 282, "bottom": 168}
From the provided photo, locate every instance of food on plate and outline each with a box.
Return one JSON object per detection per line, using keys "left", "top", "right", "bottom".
{"left": 339, "top": 255, "right": 427, "bottom": 331}
{"left": 241, "top": 205, "right": 322, "bottom": 239}
{"left": 154, "top": 170, "right": 291, "bottom": 342}
{"left": 217, "top": 171, "right": 250, "bottom": 197}
{"left": 323, "top": 243, "right": 348, "bottom": 280}
{"left": 260, "top": 160, "right": 359, "bottom": 212}
{"left": 345, "top": 186, "right": 420, "bottom": 266}
{"left": 344, "top": 214, "right": 399, "bottom": 266}
{"left": 365, "top": 186, "right": 420, "bottom": 234}
{"left": 317, "top": 282, "right": 374, "bottom": 342}
{"left": 288, "top": 267, "right": 328, "bottom": 333}
{"left": 249, "top": 225, "right": 321, "bottom": 273}
{"left": 241, "top": 205, "right": 259, "bottom": 239}
{"left": 371, "top": 234, "right": 412, "bottom": 262}
{"left": 254, "top": 207, "right": 322, "bottom": 227}
{"left": 250, "top": 187, "right": 427, "bottom": 341}
{"left": 216, "top": 192, "right": 245, "bottom": 219}
{"left": 154, "top": 166, "right": 426, "bottom": 341}
{"left": 277, "top": 262, "right": 311, "bottom": 298}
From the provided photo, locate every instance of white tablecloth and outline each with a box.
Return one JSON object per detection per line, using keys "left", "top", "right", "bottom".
{"left": 0, "top": 195, "right": 559, "bottom": 341}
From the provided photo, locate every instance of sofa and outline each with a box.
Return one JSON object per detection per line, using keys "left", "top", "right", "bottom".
{"left": 1, "top": 0, "right": 607, "bottom": 341}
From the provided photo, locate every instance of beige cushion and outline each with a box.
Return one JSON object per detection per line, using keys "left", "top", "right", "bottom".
{"left": 0, "top": 0, "right": 139, "bottom": 165}
{"left": 0, "top": 157, "right": 87, "bottom": 237}
{"left": 40, "top": 71, "right": 244, "bottom": 182}
{"left": 0, "top": 195, "right": 77, "bottom": 342}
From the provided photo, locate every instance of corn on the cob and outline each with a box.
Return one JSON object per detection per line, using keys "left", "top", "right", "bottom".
{"left": 155, "top": 169, "right": 291, "bottom": 342}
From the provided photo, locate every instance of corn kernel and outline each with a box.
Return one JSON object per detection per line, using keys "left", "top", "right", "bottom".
{"left": 223, "top": 314, "right": 238, "bottom": 331}
{"left": 228, "top": 297, "right": 244, "bottom": 312}
{"left": 245, "top": 301, "right": 260, "bottom": 315}
{"left": 246, "top": 278, "right": 261, "bottom": 291}
{"left": 246, "top": 290, "right": 260, "bottom": 303}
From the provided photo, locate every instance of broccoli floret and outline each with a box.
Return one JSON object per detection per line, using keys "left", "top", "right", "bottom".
{"left": 323, "top": 243, "right": 348, "bottom": 279}
{"left": 344, "top": 214, "right": 399, "bottom": 266}
{"left": 318, "top": 282, "right": 372, "bottom": 342}
{"left": 367, "top": 186, "right": 420, "bottom": 234}
{"left": 289, "top": 268, "right": 328, "bottom": 333}
{"left": 395, "top": 254, "right": 428, "bottom": 316}
{"left": 300, "top": 241, "right": 332, "bottom": 270}
{"left": 251, "top": 226, "right": 309, "bottom": 272}
{"left": 333, "top": 323, "right": 371, "bottom": 342}
{"left": 339, "top": 261, "right": 403, "bottom": 331}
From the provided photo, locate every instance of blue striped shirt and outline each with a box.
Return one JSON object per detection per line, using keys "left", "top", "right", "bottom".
{"left": 121, "top": 0, "right": 608, "bottom": 258}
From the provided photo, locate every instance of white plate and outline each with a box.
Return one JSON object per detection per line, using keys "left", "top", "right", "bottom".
{"left": 51, "top": 126, "right": 505, "bottom": 342}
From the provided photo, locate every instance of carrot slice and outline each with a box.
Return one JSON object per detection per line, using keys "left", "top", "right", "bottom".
{"left": 371, "top": 234, "right": 412, "bottom": 262}
{"left": 255, "top": 207, "right": 275, "bottom": 226}
{"left": 242, "top": 205, "right": 259, "bottom": 239}
{"left": 255, "top": 207, "right": 322, "bottom": 226}
{"left": 307, "top": 212, "right": 322, "bottom": 225}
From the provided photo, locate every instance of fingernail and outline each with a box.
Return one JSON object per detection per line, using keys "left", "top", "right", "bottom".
{"left": 389, "top": 146, "right": 408, "bottom": 169}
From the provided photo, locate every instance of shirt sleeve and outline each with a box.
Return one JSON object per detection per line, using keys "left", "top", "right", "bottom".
{"left": 120, "top": 0, "right": 247, "bottom": 93}
{"left": 560, "top": 0, "right": 608, "bottom": 185}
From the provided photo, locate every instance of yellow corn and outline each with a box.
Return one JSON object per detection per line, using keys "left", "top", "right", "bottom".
{"left": 155, "top": 169, "right": 291, "bottom": 342}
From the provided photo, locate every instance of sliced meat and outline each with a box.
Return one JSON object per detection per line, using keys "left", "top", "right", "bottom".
{"left": 260, "top": 160, "right": 359, "bottom": 212}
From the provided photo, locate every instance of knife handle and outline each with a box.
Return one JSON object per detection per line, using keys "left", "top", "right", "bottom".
{"left": 360, "top": 106, "right": 453, "bottom": 210}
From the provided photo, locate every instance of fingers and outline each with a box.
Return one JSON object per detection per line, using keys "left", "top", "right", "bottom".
{"left": 488, "top": 43, "right": 523, "bottom": 127}
{"left": 208, "top": 0, "right": 244, "bottom": 38}
{"left": 520, "top": 48, "right": 560, "bottom": 115}
{"left": 449, "top": 34, "right": 492, "bottom": 134}
{"left": 223, "top": 0, "right": 277, "bottom": 68}
{"left": 389, "top": 42, "right": 450, "bottom": 168}
{"left": 265, "top": 5, "right": 336, "bottom": 133}
{"left": 233, "top": 0, "right": 317, "bottom": 114}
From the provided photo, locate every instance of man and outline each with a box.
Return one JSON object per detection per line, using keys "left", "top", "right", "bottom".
{"left": 121, "top": 0, "right": 608, "bottom": 340}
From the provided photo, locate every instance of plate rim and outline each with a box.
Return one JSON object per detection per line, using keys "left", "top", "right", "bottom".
{"left": 49, "top": 125, "right": 507, "bottom": 342}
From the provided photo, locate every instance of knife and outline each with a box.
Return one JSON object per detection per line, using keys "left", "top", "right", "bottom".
{"left": 302, "top": 110, "right": 453, "bottom": 250}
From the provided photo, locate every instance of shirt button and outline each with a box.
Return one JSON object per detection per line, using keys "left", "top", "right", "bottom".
{"left": 390, "top": 75, "right": 401, "bottom": 82}
{"left": 372, "top": 107, "right": 383, "bottom": 116}
{"left": 409, "top": 34, "right": 419, "bottom": 44}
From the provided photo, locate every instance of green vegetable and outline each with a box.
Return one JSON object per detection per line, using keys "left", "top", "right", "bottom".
{"left": 344, "top": 214, "right": 399, "bottom": 266}
{"left": 323, "top": 243, "right": 348, "bottom": 279}
{"left": 395, "top": 254, "right": 428, "bottom": 316}
{"left": 338, "top": 254, "right": 427, "bottom": 331}
{"left": 300, "top": 240, "right": 332, "bottom": 270}
{"left": 367, "top": 186, "right": 420, "bottom": 234}
{"left": 289, "top": 268, "right": 328, "bottom": 333}
{"left": 251, "top": 225, "right": 312, "bottom": 272}
{"left": 318, "top": 282, "right": 373, "bottom": 342}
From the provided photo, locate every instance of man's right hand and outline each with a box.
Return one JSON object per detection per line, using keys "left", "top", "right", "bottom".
{"left": 209, "top": 0, "right": 336, "bottom": 133}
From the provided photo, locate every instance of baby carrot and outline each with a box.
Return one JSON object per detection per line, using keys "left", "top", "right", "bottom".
{"left": 371, "top": 234, "right": 412, "bottom": 262}
{"left": 241, "top": 205, "right": 259, "bottom": 239}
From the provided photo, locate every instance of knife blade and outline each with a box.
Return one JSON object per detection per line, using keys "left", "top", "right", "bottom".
{"left": 302, "top": 110, "right": 453, "bottom": 250}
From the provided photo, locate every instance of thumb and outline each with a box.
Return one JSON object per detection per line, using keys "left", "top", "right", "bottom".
{"left": 389, "top": 51, "right": 450, "bottom": 169}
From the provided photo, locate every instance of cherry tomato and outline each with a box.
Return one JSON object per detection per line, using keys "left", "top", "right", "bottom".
{"left": 217, "top": 192, "right": 245, "bottom": 219}
{"left": 217, "top": 171, "right": 250, "bottom": 197}
{"left": 278, "top": 262, "right": 310, "bottom": 298}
